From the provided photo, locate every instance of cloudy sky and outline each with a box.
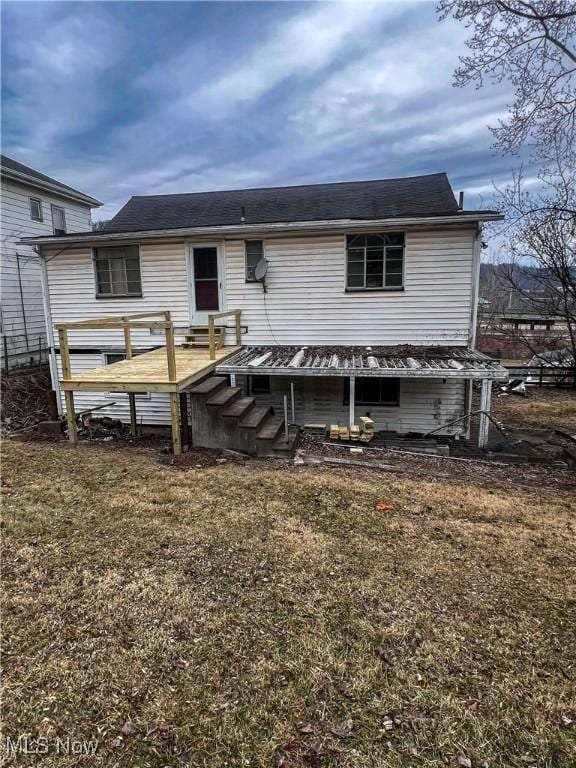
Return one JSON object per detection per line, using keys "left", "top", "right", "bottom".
{"left": 2, "top": 0, "right": 518, "bottom": 222}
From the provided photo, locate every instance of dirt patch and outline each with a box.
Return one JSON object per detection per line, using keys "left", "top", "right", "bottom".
{"left": 493, "top": 387, "right": 576, "bottom": 432}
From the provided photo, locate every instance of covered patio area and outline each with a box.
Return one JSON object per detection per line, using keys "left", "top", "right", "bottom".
{"left": 216, "top": 345, "right": 509, "bottom": 447}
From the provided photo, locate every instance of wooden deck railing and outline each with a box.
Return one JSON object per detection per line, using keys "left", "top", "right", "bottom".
{"left": 207, "top": 309, "right": 242, "bottom": 360}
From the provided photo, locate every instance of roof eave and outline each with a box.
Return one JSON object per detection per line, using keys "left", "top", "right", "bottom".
{"left": 21, "top": 211, "right": 503, "bottom": 247}
{"left": 1, "top": 166, "right": 103, "bottom": 208}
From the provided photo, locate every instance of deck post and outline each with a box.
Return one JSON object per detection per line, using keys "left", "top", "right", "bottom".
{"left": 478, "top": 379, "right": 492, "bottom": 449}
{"left": 235, "top": 310, "right": 242, "bottom": 346}
{"left": 58, "top": 328, "right": 78, "bottom": 445}
{"left": 64, "top": 391, "right": 78, "bottom": 445}
{"left": 349, "top": 375, "right": 355, "bottom": 428}
{"left": 179, "top": 393, "right": 190, "bottom": 451}
{"left": 208, "top": 315, "right": 216, "bottom": 360}
{"left": 123, "top": 318, "right": 137, "bottom": 435}
{"left": 170, "top": 392, "right": 182, "bottom": 455}
{"left": 165, "top": 322, "right": 177, "bottom": 382}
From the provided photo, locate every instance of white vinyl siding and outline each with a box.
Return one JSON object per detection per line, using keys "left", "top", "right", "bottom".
{"left": 0, "top": 179, "right": 93, "bottom": 370}
{"left": 232, "top": 375, "right": 466, "bottom": 435}
{"left": 45, "top": 240, "right": 189, "bottom": 348}
{"left": 225, "top": 227, "right": 476, "bottom": 345}
{"left": 46, "top": 225, "right": 474, "bottom": 428}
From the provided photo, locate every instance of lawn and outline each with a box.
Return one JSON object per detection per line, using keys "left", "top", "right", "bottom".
{"left": 2, "top": 440, "right": 575, "bottom": 767}
{"left": 492, "top": 388, "right": 576, "bottom": 432}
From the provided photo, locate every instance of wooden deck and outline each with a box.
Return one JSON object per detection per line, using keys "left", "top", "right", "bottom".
{"left": 61, "top": 346, "right": 240, "bottom": 393}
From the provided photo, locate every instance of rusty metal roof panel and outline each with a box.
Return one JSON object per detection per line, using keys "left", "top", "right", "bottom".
{"left": 216, "top": 345, "right": 509, "bottom": 380}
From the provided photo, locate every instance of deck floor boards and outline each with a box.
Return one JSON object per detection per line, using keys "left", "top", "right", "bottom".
{"left": 61, "top": 347, "right": 240, "bottom": 393}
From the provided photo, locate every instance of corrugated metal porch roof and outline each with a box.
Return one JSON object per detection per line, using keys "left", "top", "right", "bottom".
{"left": 216, "top": 345, "right": 508, "bottom": 380}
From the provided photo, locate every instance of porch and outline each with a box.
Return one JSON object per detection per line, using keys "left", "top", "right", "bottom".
{"left": 56, "top": 310, "right": 241, "bottom": 455}
{"left": 216, "top": 345, "right": 509, "bottom": 448}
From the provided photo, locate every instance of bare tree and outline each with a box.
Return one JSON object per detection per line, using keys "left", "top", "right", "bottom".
{"left": 438, "top": 0, "right": 576, "bottom": 165}
{"left": 439, "top": 1, "right": 576, "bottom": 376}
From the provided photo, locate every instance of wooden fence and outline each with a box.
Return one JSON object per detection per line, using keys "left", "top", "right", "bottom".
{"left": 505, "top": 365, "right": 575, "bottom": 387}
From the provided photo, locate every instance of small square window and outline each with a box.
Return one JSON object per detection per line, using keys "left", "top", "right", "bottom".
{"left": 250, "top": 375, "right": 270, "bottom": 394}
{"left": 51, "top": 205, "right": 66, "bottom": 235}
{"left": 30, "top": 198, "right": 43, "bottom": 222}
{"left": 245, "top": 240, "right": 263, "bottom": 282}
{"left": 94, "top": 245, "right": 142, "bottom": 297}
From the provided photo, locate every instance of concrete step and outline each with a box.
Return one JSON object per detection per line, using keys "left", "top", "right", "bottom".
{"left": 221, "top": 396, "right": 256, "bottom": 420}
{"left": 205, "top": 386, "right": 241, "bottom": 408}
{"left": 189, "top": 376, "right": 228, "bottom": 396}
{"left": 270, "top": 426, "right": 300, "bottom": 457}
{"left": 256, "top": 415, "right": 284, "bottom": 443}
{"left": 238, "top": 405, "right": 271, "bottom": 430}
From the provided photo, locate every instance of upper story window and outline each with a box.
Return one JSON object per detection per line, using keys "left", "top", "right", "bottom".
{"left": 30, "top": 198, "right": 43, "bottom": 222}
{"left": 51, "top": 205, "right": 67, "bottom": 235}
{"left": 245, "top": 240, "right": 263, "bottom": 282}
{"left": 94, "top": 245, "right": 142, "bottom": 298}
{"left": 346, "top": 233, "right": 405, "bottom": 291}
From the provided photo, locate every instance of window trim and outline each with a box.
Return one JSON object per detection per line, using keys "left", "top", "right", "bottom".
{"left": 344, "top": 232, "right": 405, "bottom": 292}
{"left": 245, "top": 239, "right": 265, "bottom": 283}
{"left": 30, "top": 197, "right": 43, "bottom": 222}
{"left": 343, "top": 377, "right": 400, "bottom": 407}
{"left": 51, "top": 204, "right": 67, "bottom": 235}
{"left": 93, "top": 245, "right": 143, "bottom": 299}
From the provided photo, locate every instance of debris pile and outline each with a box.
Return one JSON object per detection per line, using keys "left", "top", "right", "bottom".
{"left": 1, "top": 370, "right": 51, "bottom": 435}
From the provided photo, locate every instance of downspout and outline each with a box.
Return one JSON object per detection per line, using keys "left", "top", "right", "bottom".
{"left": 38, "top": 246, "right": 62, "bottom": 414}
{"left": 466, "top": 224, "right": 483, "bottom": 439}
{"left": 469, "top": 224, "right": 482, "bottom": 349}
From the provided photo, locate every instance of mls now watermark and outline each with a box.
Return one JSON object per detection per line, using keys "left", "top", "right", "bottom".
{"left": 4, "top": 734, "right": 99, "bottom": 756}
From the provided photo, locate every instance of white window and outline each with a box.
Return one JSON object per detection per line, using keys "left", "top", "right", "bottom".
{"left": 30, "top": 198, "right": 43, "bottom": 222}
{"left": 245, "top": 240, "right": 263, "bottom": 282}
{"left": 104, "top": 353, "right": 150, "bottom": 399}
{"left": 51, "top": 205, "right": 66, "bottom": 235}
{"left": 94, "top": 245, "right": 142, "bottom": 298}
{"left": 346, "top": 233, "right": 405, "bottom": 290}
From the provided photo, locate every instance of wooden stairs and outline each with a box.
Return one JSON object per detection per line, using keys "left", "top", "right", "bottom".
{"left": 189, "top": 376, "right": 299, "bottom": 457}
{"left": 183, "top": 326, "right": 225, "bottom": 349}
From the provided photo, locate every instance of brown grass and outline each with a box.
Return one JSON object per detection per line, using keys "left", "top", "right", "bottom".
{"left": 2, "top": 440, "right": 575, "bottom": 767}
{"left": 493, "top": 388, "right": 576, "bottom": 432}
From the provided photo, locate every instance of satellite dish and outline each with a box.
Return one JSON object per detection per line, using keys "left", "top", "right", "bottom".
{"left": 254, "top": 258, "right": 268, "bottom": 282}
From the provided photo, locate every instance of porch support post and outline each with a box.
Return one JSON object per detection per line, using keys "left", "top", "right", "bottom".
{"left": 179, "top": 392, "right": 190, "bottom": 451}
{"left": 64, "top": 390, "right": 78, "bottom": 445}
{"left": 230, "top": 374, "right": 236, "bottom": 387}
{"left": 349, "top": 375, "right": 355, "bottom": 429}
{"left": 478, "top": 379, "right": 492, "bottom": 449}
{"left": 170, "top": 392, "right": 182, "bottom": 455}
{"left": 465, "top": 379, "right": 473, "bottom": 440}
{"left": 128, "top": 394, "right": 138, "bottom": 436}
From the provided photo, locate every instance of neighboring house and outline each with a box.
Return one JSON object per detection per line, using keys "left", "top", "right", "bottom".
{"left": 23, "top": 172, "right": 507, "bottom": 449}
{"left": 0, "top": 155, "right": 101, "bottom": 371}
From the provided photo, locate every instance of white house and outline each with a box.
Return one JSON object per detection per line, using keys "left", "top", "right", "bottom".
{"left": 23, "top": 173, "right": 507, "bottom": 452}
{"left": 0, "top": 154, "right": 101, "bottom": 371}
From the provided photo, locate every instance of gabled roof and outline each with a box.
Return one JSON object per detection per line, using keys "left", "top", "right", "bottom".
{"left": 102, "top": 172, "right": 489, "bottom": 233}
{"left": 1, "top": 154, "right": 102, "bottom": 207}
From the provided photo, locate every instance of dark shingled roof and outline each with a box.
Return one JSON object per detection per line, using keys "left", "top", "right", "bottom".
{"left": 103, "top": 173, "right": 462, "bottom": 233}
{"left": 0, "top": 154, "right": 101, "bottom": 205}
